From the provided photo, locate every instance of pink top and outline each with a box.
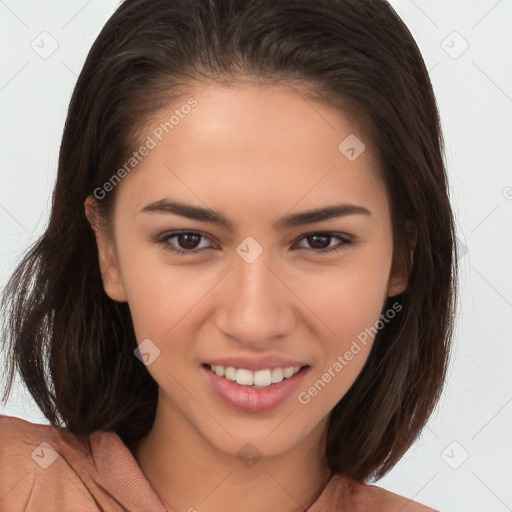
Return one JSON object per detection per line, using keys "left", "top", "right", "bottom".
{"left": 0, "top": 415, "right": 437, "bottom": 511}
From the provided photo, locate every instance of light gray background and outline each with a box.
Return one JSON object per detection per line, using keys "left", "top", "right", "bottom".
{"left": 1, "top": 1, "right": 511, "bottom": 511}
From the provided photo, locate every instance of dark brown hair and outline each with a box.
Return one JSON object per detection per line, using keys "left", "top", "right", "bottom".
{"left": 1, "top": 0, "right": 457, "bottom": 482}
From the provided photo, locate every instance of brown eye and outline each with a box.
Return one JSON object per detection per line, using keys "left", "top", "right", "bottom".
{"left": 305, "top": 234, "right": 332, "bottom": 250}
{"left": 157, "top": 231, "right": 352, "bottom": 257}
{"left": 159, "top": 232, "right": 214, "bottom": 255}
{"left": 295, "top": 233, "right": 353, "bottom": 254}
{"left": 174, "top": 233, "right": 202, "bottom": 250}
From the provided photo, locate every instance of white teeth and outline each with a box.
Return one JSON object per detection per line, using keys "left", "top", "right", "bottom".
{"left": 210, "top": 365, "right": 225, "bottom": 377}
{"left": 271, "top": 367, "right": 284, "bottom": 383}
{"left": 253, "top": 369, "right": 272, "bottom": 387}
{"left": 209, "top": 364, "right": 302, "bottom": 388}
{"left": 283, "top": 367, "right": 296, "bottom": 378}
{"left": 224, "top": 367, "right": 236, "bottom": 381}
{"left": 235, "top": 368, "right": 253, "bottom": 386}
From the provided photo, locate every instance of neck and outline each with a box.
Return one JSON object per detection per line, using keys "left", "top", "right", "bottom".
{"left": 131, "top": 399, "right": 334, "bottom": 512}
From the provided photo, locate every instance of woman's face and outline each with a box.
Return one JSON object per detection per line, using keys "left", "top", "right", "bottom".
{"left": 91, "top": 81, "right": 407, "bottom": 459}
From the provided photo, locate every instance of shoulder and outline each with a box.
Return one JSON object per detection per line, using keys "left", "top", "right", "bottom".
{"left": 317, "top": 473, "right": 439, "bottom": 512}
{"left": 0, "top": 415, "right": 166, "bottom": 512}
{"left": 0, "top": 413, "right": 93, "bottom": 464}
{"left": 0, "top": 415, "right": 105, "bottom": 511}
{"left": 0, "top": 414, "right": 74, "bottom": 478}
{"left": 355, "top": 482, "right": 439, "bottom": 511}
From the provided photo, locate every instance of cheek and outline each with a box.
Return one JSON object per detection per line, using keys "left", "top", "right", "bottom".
{"left": 298, "top": 247, "right": 393, "bottom": 399}
{"left": 116, "top": 222, "right": 393, "bottom": 352}
{"left": 112, "top": 225, "right": 201, "bottom": 341}
{"left": 305, "top": 252, "right": 392, "bottom": 341}
{"left": 120, "top": 256, "right": 212, "bottom": 342}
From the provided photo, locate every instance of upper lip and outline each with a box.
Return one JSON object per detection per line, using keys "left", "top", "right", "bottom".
{"left": 203, "top": 355, "right": 309, "bottom": 372}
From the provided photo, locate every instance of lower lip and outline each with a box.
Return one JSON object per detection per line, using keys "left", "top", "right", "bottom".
{"left": 202, "top": 365, "right": 309, "bottom": 413}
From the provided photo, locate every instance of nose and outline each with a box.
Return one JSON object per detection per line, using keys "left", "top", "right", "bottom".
{"left": 213, "top": 246, "right": 295, "bottom": 347}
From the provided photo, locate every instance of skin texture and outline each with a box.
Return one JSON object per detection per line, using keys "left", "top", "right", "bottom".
{"left": 86, "top": 81, "right": 418, "bottom": 511}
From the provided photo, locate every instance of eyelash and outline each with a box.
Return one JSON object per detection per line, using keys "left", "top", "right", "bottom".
{"left": 156, "top": 231, "right": 353, "bottom": 256}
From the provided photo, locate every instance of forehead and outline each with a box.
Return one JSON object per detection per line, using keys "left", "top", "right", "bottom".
{"left": 162, "top": 80, "right": 374, "bottom": 162}
{"left": 116, "top": 81, "right": 389, "bottom": 223}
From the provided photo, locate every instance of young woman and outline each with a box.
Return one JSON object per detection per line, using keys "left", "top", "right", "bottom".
{"left": 0, "top": 0, "right": 457, "bottom": 510}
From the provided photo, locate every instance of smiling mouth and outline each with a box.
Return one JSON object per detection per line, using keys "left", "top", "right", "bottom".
{"left": 204, "top": 364, "right": 309, "bottom": 389}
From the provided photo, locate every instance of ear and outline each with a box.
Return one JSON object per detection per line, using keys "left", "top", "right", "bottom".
{"left": 387, "top": 223, "right": 417, "bottom": 298}
{"left": 84, "top": 196, "right": 128, "bottom": 302}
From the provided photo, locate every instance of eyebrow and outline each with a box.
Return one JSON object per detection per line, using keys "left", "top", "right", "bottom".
{"left": 140, "top": 199, "right": 371, "bottom": 231}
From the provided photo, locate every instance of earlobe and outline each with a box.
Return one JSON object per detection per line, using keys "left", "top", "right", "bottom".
{"left": 84, "top": 196, "right": 128, "bottom": 303}
{"left": 387, "top": 271, "right": 409, "bottom": 297}
{"left": 388, "top": 226, "right": 417, "bottom": 297}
